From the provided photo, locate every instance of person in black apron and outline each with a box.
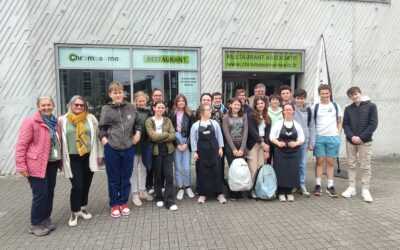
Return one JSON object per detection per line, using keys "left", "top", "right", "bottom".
{"left": 190, "top": 104, "right": 226, "bottom": 204}
{"left": 270, "top": 103, "right": 304, "bottom": 202}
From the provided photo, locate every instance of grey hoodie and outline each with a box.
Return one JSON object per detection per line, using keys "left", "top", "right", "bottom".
{"left": 293, "top": 103, "right": 316, "bottom": 148}
{"left": 98, "top": 101, "right": 141, "bottom": 150}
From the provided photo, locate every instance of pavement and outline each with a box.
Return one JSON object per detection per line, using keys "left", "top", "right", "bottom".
{"left": 0, "top": 158, "right": 400, "bottom": 249}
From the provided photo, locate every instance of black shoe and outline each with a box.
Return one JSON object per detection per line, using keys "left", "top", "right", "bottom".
{"left": 314, "top": 185, "right": 322, "bottom": 196}
{"left": 229, "top": 191, "right": 237, "bottom": 201}
{"left": 236, "top": 192, "right": 244, "bottom": 201}
{"left": 326, "top": 186, "right": 339, "bottom": 198}
{"left": 223, "top": 179, "right": 229, "bottom": 187}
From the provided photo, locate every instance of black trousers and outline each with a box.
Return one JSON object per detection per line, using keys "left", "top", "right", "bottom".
{"left": 153, "top": 153, "right": 175, "bottom": 208}
{"left": 69, "top": 154, "right": 94, "bottom": 212}
{"left": 28, "top": 161, "right": 59, "bottom": 225}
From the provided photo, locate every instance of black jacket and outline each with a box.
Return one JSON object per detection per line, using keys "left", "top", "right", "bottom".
{"left": 343, "top": 100, "right": 378, "bottom": 144}
{"left": 246, "top": 111, "right": 271, "bottom": 150}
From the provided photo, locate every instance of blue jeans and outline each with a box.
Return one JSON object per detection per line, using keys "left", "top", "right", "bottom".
{"left": 104, "top": 144, "right": 135, "bottom": 207}
{"left": 174, "top": 133, "right": 191, "bottom": 188}
{"left": 141, "top": 140, "right": 152, "bottom": 171}
{"left": 299, "top": 143, "right": 308, "bottom": 187}
{"left": 28, "top": 161, "right": 59, "bottom": 225}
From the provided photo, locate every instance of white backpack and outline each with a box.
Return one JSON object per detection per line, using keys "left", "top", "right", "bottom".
{"left": 228, "top": 158, "right": 253, "bottom": 191}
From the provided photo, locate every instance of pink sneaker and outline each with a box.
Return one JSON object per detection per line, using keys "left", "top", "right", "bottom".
{"left": 198, "top": 196, "right": 206, "bottom": 204}
{"left": 120, "top": 204, "right": 130, "bottom": 216}
{"left": 217, "top": 194, "right": 226, "bottom": 204}
{"left": 110, "top": 205, "right": 120, "bottom": 218}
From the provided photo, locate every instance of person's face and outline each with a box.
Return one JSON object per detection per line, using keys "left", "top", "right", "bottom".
{"left": 319, "top": 89, "right": 331, "bottom": 102}
{"left": 283, "top": 105, "right": 294, "bottom": 119}
{"left": 294, "top": 96, "right": 305, "bottom": 108}
{"left": 270, "top": 98, "right": 280, "bottom": 108}
{"left": 212, "top": 95, "right": 222, "bottom": 106}
{"left": 71, "top": 99, "right": 85, "bottom": 115}
{"left": 237, "top": 93, "right": 246, "bottom": 104}
{"left": 135, "top": 96, "right": 147, "bottom": 108}
{"left": 349, "top": 92, "right": 362, "bottom": 104}
{"left": 153, "top": 103, "right": 165, "bottom": 116}
{"left": 230, "top": 100, "right": 242, "bottom": 114}
{"left": 109, "top": 89, "right": 124, "bottom": 103}
{"left": 177, "top": 97, "right": 186, "bottom": 109}
{"left": 202, "top": 106, "right": 212, "bottom": 119}
{"left": 38, "top": 99, "right": 54, "bottom": 116}
{"left": 201, "top": 95, "right": 212, "bottom": 105}
{"left": 152, "top": 91, "right": 163, "bottom": 102}
{"left": 254, "top": 88, "right": 265, "bottom": 97}
{"left": 281, "top": 90, "right": 291, "bottom": 102}
{"left": 256, "top": 100, "right": 266, "bottom": 112}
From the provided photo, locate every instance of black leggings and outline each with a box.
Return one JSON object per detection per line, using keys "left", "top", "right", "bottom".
{"left": 69, "top": 154, "right": 94, "bottom": 212}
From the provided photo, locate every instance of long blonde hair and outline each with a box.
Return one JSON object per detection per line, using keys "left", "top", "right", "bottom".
{"left": 173, "top": 94, "right": 192, "bottom": 116}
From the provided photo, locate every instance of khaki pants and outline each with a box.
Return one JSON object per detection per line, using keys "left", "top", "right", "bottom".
{"left": 247, "top": 143, "right": 265, "bottom": 182}
{"left": 346, "top": 141, "right": 372, "bottom": 190}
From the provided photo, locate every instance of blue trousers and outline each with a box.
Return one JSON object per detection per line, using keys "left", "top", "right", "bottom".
{"left": 28, "top": 161, "right": 59, "bottom": 225}
{"left": 104, "top": 144, "right": 135, "bottom": 207}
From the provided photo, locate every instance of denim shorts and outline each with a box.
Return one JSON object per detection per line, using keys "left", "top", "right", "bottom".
{"left": 313, "top": 135, "right": 340, "bottom": 158}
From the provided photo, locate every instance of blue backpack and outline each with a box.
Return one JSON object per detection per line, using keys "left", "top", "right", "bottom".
{"left": 254, "top": 164, "right": 277, "bottom": 200}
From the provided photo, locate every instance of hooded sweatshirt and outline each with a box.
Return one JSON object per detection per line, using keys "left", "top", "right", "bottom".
{"left": 293, "top": 103, "right": 316, "bottom": 148}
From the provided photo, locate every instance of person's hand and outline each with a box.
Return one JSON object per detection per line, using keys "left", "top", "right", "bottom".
{"left": 288, "top": 141, "right": 299, "bottom": 148}
{"left": 218, "top": 148, "right": 223, "bottom": 158}
{"left": 261, "top": 142, "right": 270, "bottom": 152}
{"left": 233, "top": 149, "right": 239, "bottom": 157}
{"left": 236, "top": 149, "right": 244, "bottom": 157}
{"left": 308, "top": 146, "right": 314, "bottom": 151}
{"left": 180, "top": 144, "right": 188, "bottom": 152}
{"left": 194, "top": 152, "right": 199, "bottom": 161}
{"left": 351, "top": 136, "right": 363, "bottom": 144}
{"left": 101, "top": 137, "right": 109, "bottom": 145}
{"left": 276, "top": 141, "right": 286, "bottom": 148}
{"left": 133, "top": 133, "right": 141, "bottom": 144}
{"left": 97, "top": 158, "right": 104, "bottom": 166}
{"left": 263, "top": 151, "right": 270, "bottom": 160}
{"left": 20, "top": 171, "right": 29, "bottom": 178}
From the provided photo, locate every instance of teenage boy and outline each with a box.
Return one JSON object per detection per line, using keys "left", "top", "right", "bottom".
{"left": 211, "top": 92, "right": 228, "bottom": 124}
{"left": 313, "top": 84, "right": 342, "bottom": 198}
{"left": 342, "top": 87, "right": 378, "bottom": 202}
{"left": 235, "top": 88, "right": 252, "bottom": 114}
{"left": 280, "top": 85, "right": 292, "bottom": 105}
{"left": 99, "top": 81, "right": 141, "bottom": 217}
{"left": 293, "top": 89, "right": 316, "bottom": 197}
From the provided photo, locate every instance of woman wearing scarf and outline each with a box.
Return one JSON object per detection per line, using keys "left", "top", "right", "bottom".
{"left": 15, "top": 96, "right": 62, "bottom": 236}
{"left": 59, "top": 96, "right": 104, "bottom": 226}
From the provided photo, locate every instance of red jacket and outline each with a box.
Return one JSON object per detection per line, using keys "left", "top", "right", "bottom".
{"left": 15, "top": 112, "right": 61, "bottom": 178}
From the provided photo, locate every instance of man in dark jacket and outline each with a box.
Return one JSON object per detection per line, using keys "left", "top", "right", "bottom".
{"left": 342, "top": 86, "right": 378, "bottom": 203}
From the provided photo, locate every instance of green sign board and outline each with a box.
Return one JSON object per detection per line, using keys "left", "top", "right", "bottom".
{"left": 224, "top": 50, "right": 303, "bottom": 72}
{"left": 133, "top": 49, "right": 198, "bottom": 70}
{"left": 143, "top": 55, "right": 190, "bottom": 64}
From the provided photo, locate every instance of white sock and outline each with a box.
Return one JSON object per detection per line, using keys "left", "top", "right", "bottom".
{"left": 316, "top": 178, "right": 321, "bottom": 186}
{"left": 327, "top": 179, "right": 334, "bottom": 188}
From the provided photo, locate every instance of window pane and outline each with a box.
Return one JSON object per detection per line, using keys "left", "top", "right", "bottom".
{"left": 60, "top": 69, "right": 130, "bottom": 118}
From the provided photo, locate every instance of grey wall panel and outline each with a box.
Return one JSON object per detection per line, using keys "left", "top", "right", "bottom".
{"left": 0, "top": 0, "right": 399, "bottom": 174}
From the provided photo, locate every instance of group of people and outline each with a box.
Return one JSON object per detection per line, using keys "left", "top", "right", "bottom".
{"left": 15, "top": 81, "right": 378, "bottom": 236}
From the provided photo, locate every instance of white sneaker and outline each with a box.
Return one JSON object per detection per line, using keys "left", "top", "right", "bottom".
{"left": 156, "top": 201, "right": 164, "bottom": 207}
{"left": 76, "top": 210, "right": 92, "bottom": 220}
{"left": 362, "top": 189, "right": 373, "bottom": 203}
{"left": 140, "top": 190, "right": 153, "bottom": 201}
{"left": 279, "top": 195, "right": 286, "bottom": 202}
{"left": 186, "top": 187, "right": 195, "bottom": 198}
{"left": 341, "top": 187, "right": 357, "bottom": 198}
{"left": 169, "top": 205, "right": 178, "bottom": 211}
{"left": 68, "top": 213, "right": 78, "bottom": 227}
{"left": 132, "top": 194, "right": 142, "bottom": 206}
{"left": 287, "top": 194, "right": 294, "bottom": 202}
{"left": 176, "top": 189, "right": 185, "bottom": 200}
{"left": 251, "top": 190, "right": 257, "bottom": 199}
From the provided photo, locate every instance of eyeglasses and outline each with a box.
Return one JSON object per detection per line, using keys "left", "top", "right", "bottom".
{"left": 74, "top": 103, "right": 85, "bottom": 107}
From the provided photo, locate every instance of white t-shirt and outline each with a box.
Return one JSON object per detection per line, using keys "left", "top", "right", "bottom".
{"left": 153, "top": 117, "right": 163, "bottom": 134}
{"left": 313, "top": 102, "right": 342, "bottom": 136}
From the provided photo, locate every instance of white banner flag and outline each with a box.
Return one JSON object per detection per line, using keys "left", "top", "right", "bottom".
{"left": 313, "top": 36, "right": 330, "bottom": 104}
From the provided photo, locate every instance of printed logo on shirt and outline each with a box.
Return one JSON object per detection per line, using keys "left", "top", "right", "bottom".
{"left": 127, "top": 115, "right": 132, "bottom": 119}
